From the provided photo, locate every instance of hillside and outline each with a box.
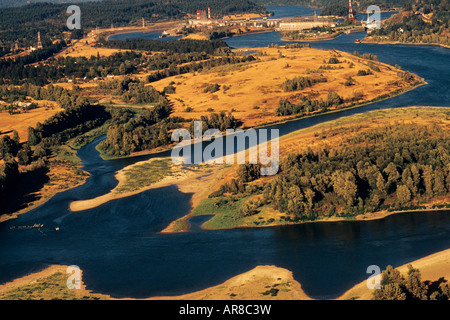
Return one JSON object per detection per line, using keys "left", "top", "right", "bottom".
{"left": 364, "top": 0, "right": 450, "bottom": 47}
{"left": 0, "top": 0, "right": 266, "bottom": 53}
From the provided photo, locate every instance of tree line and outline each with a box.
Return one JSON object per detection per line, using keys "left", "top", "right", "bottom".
{"left": 103, "top": 39, "right": 231, "bottom": 55}
{"left": 0, "top": 0, "right": 266, "bottom": 54}
{"left": 97, "top": 100, "right": 182, "bottom": 157}
{"left": 369, "top": 0, "right": 450, "bottom": 46}
{"left": 209, "top": 121, "right": 450, "bottom": 221}
{"left": 280, "top": 76, "right": 328, "bottom": 92}
{"left": 276, "top": 92, "right": 344, "bottom": 116}
{"left": 146, "top": 54, "right": 257, "bottom": 83}
{"left": 373, "top": 264, "right": 449, "bottom": 300}
{"left": 0, "top": 41, "right": 67, "bottom": 85}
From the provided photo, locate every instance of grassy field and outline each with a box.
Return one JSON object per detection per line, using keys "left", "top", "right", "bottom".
{"left": 0, "top": 101, "right": 63, "bottom": 142}
{"left": 0, "top": 265, "right": 108, "bottom": 300}
{"left": 148, "top": 47, "right": 423, "bottom": 128}
{"left": 115, "top": 158, "right": 174, "bottom": 193}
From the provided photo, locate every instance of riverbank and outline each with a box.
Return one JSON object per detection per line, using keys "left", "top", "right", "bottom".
{"left": 338, "top": 247, "right": 450, "bottom": 300}
{"left": 281, "top": 31, "right": 343, "bottom": 42}
{"left": 102, "top": 21, "right": 182, "bottom": 41}
{"left": 149, "top": 46, "right": 425, "bottom": 129}
{"left": 170, "top": 106, "right": 450, "bottom": 233}
{"left": 362, "top": 37, "right": 450, "bottom": 49}
{"left": 69, "top": 157, "right": 231, "bottom": 214}
{"left": 1, "top": 247, "right": 448, "bottom": 300}
{"left": 0, "top": 149, "right": 89, "bottom": 224}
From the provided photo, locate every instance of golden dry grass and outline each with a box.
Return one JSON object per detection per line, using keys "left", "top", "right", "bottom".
{"left": 150, "top": 265, "right": 311, "bottom": 300}
{"left": 183, "top": 33, "right": 210, "bottom": 40}
{"left": 148, "top": 47, "right": 421, "bottom": 128}
{"left": 278, "top": 106, "right": 450, "bottom": 158}
{"left": 57, "top": 39, "right": 130, "bottom": 59}
{"left": 0, "top": 101, "right": 63, "bottom": 142}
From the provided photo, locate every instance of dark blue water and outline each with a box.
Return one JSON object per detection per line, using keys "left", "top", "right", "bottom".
{"left": 265, "top": 5, "right": 395, "bottom": 21}
{"left": 1, "top": 7, "right": 449, "bottom": 300}
{"left": 109, "top": 32, "right": 181, "bottom": 41}
{"left": 225, "top": 31, "right": 450, "bottom": 113}
{"left": 266, "top": 5, "right": 322, "bottom": 19}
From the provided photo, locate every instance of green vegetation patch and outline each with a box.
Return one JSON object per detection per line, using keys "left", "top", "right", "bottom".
{"left": 0, "top": 272, "right": 100, "bottom": 300}
{"left": 115, "top": 158, "right": 173, "bottom": 193}
{"left": 192, "top": 195, "right": 255, "bottom": 230}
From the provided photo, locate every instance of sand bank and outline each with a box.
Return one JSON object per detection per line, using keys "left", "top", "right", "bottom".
{"left": 1, "top": 248, "right": 449, "bottom": 300}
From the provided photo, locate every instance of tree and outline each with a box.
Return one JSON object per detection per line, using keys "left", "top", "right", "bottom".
{"left": 17, "top": 144, "right": 32, "bottom": 165}
{"left": 27, "top": 126, "right": 40, "bottom": 146}
{"left": 237, "top": 163, "right": 261, "bottom": 183}
{"left": 422, "top": 165, "right": 434, "bottom": 198}
{"left": 373, "top": 265, "right": 408, "bottom": 300}
{"left": 326, "top": 91, "right": 343, "bottom": 106}
{"left": 331, "top": 170, "right": 358, "bottom": 207}
{"left": 405, "top": 265, "right": 428, "bottom": 300}
{"left": 0, "top": 135, "right": 17, "bottom": 158}
{"left": 396, "top": 184, "right": 411, "bottom": 205}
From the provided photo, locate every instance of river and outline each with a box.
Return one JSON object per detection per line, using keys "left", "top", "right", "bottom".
{"left": 0, "top": 7, "right": 449, "bottom": 300}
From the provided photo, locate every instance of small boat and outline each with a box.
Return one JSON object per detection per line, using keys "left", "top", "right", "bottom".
{"left": 355, "top": 39, "right": 361, "bottom": 44}
{"left": 55, "top": 226, "right": 60, "bottom": 231}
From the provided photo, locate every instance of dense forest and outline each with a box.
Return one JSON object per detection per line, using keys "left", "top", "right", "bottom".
{"left": 368, "top": 0, "right": 450, "bottom": 46}
{"left": 103, "top": 39, "right": 230, "bottom": 55}
{"left": 97, "top": 100, "right": 181, "bottom": 157}
{"left": 258, "top": 0, "right": 407, "bottom": 16}
{"left": 0, "top": 0, "right": 265, "bottom": 51}
{"left": 211, "top": 121, "right": 450, "bottom": 221}
{"left": 0, "top": 0, "right": 98, "bottom": 8}
{"left": 0, "top": 82, "right": 113, "bottom": 214}
{"left": 0, "top": 39, "right": 237, "bottom": 85}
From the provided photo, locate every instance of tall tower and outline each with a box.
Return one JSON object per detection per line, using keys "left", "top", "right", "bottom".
{"left": 196, "top": 9, "right": 201, "bottom": 30}
{"left": 348, "top": 0, "right": 354, "bottom": 21}
{"left": 90, "top": 29, "right": 96, "bottom": 45}
{"left": 37, "top": 31, "right": 43, "bottom": 50}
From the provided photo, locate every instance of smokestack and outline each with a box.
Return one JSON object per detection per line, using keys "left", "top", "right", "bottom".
{"left": 348, "top": 0, "right": 354, "bottom": 21}
{"left": 91, "top": 29, "right": 96, "bottom": 45}
{"left": 37, "top": 31, "right": 43, "bottom": 49}
{"left": 197, "top": 9, "right": 201, "bottom": 29}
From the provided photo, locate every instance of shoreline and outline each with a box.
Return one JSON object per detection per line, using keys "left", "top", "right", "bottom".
{"left": 1, "top": 247, "right": 449, "bottom": 300}
{"left": 102, "top": 20, "right": 182, "bottom": 41}
{"left": 362, "top": 38, "right": 450, "bottom": 49}
{"left": 246, "top": 80, "right": 427, "bottom": 131}
{"left": 280, "top": 31, "right": 343, "bottom": 43}
{"left": 69, "top": 159, "right": 230, "bottom": 214}
{"left": 168, "top": 200, "right": 450, "bottom": 234}
{"left": 0, "top": 167, "right": 89, "bottom": 225}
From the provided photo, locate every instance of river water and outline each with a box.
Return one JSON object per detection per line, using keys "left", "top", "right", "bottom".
{"left": 0, "top": 7, "right": 449, "bottom": 300}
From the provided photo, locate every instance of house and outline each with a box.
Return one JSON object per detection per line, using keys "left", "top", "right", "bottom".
{"left": 13, "top": 101, "right": 37, "bottom": 112}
